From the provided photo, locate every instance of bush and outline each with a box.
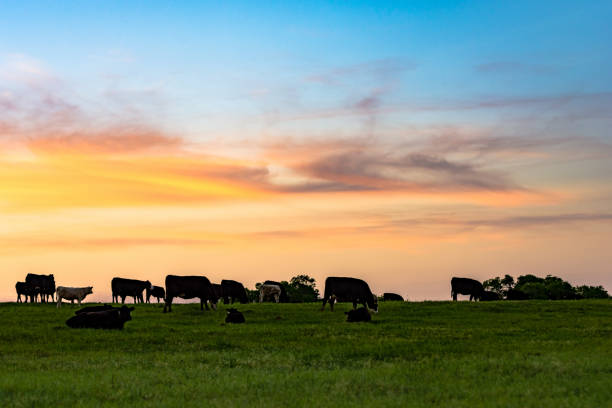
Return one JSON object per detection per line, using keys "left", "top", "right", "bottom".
{"left": 575, "top": 285, "right": 609, "bottom": 299}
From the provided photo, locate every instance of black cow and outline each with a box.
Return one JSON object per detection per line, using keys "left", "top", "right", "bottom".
{"left": 66, "top": 306, "right": 134, "bottom": 330}
{"left": 264, "top": 280, "right": 289, "bottom": 302}
{"left": 481, "top": 290, "right": 501, "bottom": 301}
{"left": 16, "top": 282, "right": 36, "bottom": 303}
{"left": 346, "top": 307, "right": 371, "bottom": 322}
{"left": 75, "top": 304, "right": 115, "bottom": 314}
{"left": 25, "top": 274, "right": 55, "bottom": 303}
{"left": 210, "top": 283, "right": 223, "bottom": 306}
{"left": 146, "top": 286, "right": 165, "bottom": 303}
{"left": 221, "top": 280, "right": 249, "bottom": 304}
{"left": 225, "top": 308, "right": 245, "bottom": 323}
{"left": 321, "top": 277, "right": 378, "bottom": 312}
{"left": 451, "top": 277, "right": 485, "bottom": 301}
{"left": 383, "top": 292, "right": 404, "bottom": 301}
{"left": 163, "top": 275, "right": 216, "bottom": 313}
{"left": 111, "top": 278, "right": 152, "bottom": 304}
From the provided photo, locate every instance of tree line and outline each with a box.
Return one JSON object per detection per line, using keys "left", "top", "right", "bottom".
{"left": 483, "top": 274, "right": 609, "bottom": 300}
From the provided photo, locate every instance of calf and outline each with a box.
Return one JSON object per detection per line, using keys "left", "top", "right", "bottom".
{"left": 16, "top": 282, "right": 36, "bottom": 303}
{"left": 66, "top": 306, "right": 134, "bottom": 330}
{"left": 56, "top": 286, "right": 93, "bottom": 308}
{"left": 225, "top": 308, "right": 245, "bottom": 323}
{"left": 146, "top": 286, "right": 165, "bottom": 303}
{"left": 346, "top": 307, "right": 371, "bottom": 322}
{"left": 259, "top": 284, "right": 281, "bottom": 303}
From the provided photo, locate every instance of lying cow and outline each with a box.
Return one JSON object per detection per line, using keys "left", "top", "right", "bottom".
{"left": 346, "top": 307, "right": 371, "bottom": 322}
{"left": 164, "top": 275, "right": 216, "bottom": 313}
{"left": 321, "top": 277, "right": 378, "bottom": 312}
{"left": 66, "top": 306, "right": 134, "bottom": 330}
{"left": 146, "top": 286, "right": 165, "bottom": 303}
{"left": 56, "top": 286, "right": 93, "bottom": 308}
{"left": 383, "top": 292, "right": 404, "bottom": 301}
{"left": 225, "top": 308, "right": 245, "bottom": 323}
{"left": 259, "top": 284, "right": 281, "bottom": 303}
{"left": 16, "top": 282, "right": 36, "bottom": 303}
{"left": 451, "top": 277, "right": 484, "bottom": 301}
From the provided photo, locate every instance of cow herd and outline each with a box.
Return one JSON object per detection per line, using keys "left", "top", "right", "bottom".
{"left": 14, "top": 274, "right": 494, "bottom": 329}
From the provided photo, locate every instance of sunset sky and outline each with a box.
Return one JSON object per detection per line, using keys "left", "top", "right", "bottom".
{"left": 1, "top": 1, "right": 611, "bottom": 301}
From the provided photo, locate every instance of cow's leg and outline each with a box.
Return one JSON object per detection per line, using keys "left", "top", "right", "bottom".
{"left": 163, "top": 297, "right": 172, "bottom": 313}
{"left": 56, "top": 297, "right": 61, "bottom": 308}
{"left": 330, "top": 295, "right": 336, "bottom": 312}
{"left": 259, "top": 292, "right": 264, "bottom": 303}
{"left": 452, "top": 291, "right": 457, "bottom": 301}
{"left": 274, "top": 294, "right": 279, "bottom": 303}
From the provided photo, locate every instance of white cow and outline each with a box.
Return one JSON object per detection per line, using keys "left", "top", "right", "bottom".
{"left": 56, "top": 286, "right": 93, "bottom": 308}
{"left": 259, "top": 284, "right": 281, "bottom": 303}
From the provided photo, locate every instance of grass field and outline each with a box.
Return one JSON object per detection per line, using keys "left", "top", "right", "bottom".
{"left": 0, "top": 300, "right": 610, "bottom": 407}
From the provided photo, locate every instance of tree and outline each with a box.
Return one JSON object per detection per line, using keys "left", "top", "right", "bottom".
{"left": 286, "top": 274, "right": 319, "bottom": 303}
{"left": 483, "top": 277, "right": 503, "bottom": 296}
{"left": 501, "top": 275, "right": 515, "bottom": 291}
{"left": 575, "top": 285, "right": 609, "bottom": 299}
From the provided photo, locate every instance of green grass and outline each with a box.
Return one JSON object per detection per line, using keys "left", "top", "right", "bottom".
{"left": 0, "top": 300, "right": 610, "bottom": 407}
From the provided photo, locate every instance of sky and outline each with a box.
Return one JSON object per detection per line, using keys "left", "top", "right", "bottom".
{"left": 1, "top": 1, "right": 611, "bottom": 301}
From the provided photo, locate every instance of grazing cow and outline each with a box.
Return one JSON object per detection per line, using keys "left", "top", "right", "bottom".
{"left": 451, "top": 277, "right": 485, "bottom": 301}
{"left": 66, "top": 306, "right": 134, "bottom": 330}
{"left": 259, "top": 284, "right": 281, "bottom": 303}
{"left": 75, "top": 304, "right": 115, "bottom": 314}
{"left": 264, "top": 280, "right": 289, "bottom": 302}
{"left": 56, "top": 286, "right": 93, "bottom": 308}
{"left": 25, "top": 273, "right": 55, "bottom": 303}
{"left": 221, "top": 280, "right": 249, "bottom": 304}
{"left": 111, "top": 278, "right": 152, "bottom": 304}
{"left": 321, "top": 277, "right": 378, "bottom": 312}
{"left": 225, "top": 308, "right": 245, "bottom": 323}
{"left": 163, "top": 275, "right": 216, "bottom": 313}
{"left": 210, "top": 283, "right": 223, "bottom": 307}
{"left": 346, "top": 307, "right": 371, "bottom": 322}
{"left": 383, "top": 293, "right": 404, "bottom": 301}
{"left": 481, "top": 290, "right": 501, "bottom": 301}
{"left": 146, "top": 286, "right": 166, "bottom": 303}
{"left": 16, "top": 282, "right": 37, "bottom": 303}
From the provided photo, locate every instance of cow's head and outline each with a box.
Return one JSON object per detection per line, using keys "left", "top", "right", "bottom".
{"left": 86, "top": 286, "right": 93, "bottom": 295}
{"left": 119, "top": 306, "right": 134, "bottom": 321}
{"left": 145, "top": 280, "right": 153, "bottom": 290}
{"left": 368, "top": 296, "right": 379, "bottom": 313}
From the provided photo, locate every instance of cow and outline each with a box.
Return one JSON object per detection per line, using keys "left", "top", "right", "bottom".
{"left": 25, "top": 273, "right": 55, "bottom": 303}
{"left": 259, "top": 284, "right": 281, "bottom": 303}
{"left": 111, "top": 278, "right": 152, "bottom": 304}
{"left": 346, "top": 307, "right": 371, "bottom": 322}
{"left": 264, "top": 280, "right": 289, "bottom": 302}
{"left": 146, "top": 286, "right": 165, "bottom": 303}
{"left": 451, "top": 277, "right": 485, "bottom": 301}
{"left": 66, "top": 306, "right": 134, "bottom": 330}
{"left": 56, "top": 286, "right": 93, "bottom": 308}
{"left": 163, "top": 275, "right": 216, "bottom": 313}
{"left": 481, "top": 290, "right": 501, "bottom": 301}
{"left": 321, "top": 277, "right": 378, "bottom": 312}
{"left": 75, "top": 304, "right": 115, "bottom": 314}
{"left": 221, "top": 280, "right": 249, "bottom": 304}
{"left": 210, "top": 283, "right": 224, "bottom": 307}
{"left": 16, "top": 282, "right": 36, "bottom": 303}
{"left": 225, "top": 308, "right": 245, "bottom": 323}
{"left": 383, "top": 293, "right": 404, "bottom": 301}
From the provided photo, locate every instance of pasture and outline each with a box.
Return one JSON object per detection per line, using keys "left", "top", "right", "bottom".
{"left": 0, "top": 300, "right": 610, "bottom": 407}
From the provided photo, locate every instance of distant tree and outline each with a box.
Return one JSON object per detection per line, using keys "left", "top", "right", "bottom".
{"left": 543, "top": 275, "right": 576, "bottom": 300}
{"left": 286, "top": 274, "right": 319, "bottom": 303}
{"left": 575, "top": 285, "right": 609, "bottom": 299}
{"left": 519, "top": 282, "right": 548, "bottom": 299}
{"left": 516, "top": 274, "right": 544, "bottom": 286}
{"left": 501, "top": 275, "right": 515, "bottom": 291}
{"left": 483, "top": 277, "right": 503, "bottom": 296}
